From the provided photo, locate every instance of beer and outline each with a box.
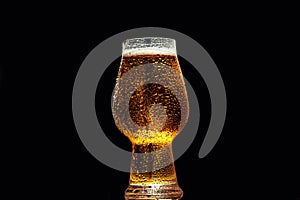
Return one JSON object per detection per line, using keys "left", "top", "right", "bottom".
{"left": 118, "top": 53, "right": 187, "bottom": 145}
{"left": 112, "top": 38, "right": 188, "bottom": 199}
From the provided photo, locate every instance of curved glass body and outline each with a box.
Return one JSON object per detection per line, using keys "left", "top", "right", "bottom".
{"left": 112, "top": 37, "right": 189, "bottom": 199}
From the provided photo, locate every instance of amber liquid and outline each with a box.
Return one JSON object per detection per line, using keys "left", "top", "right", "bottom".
{"left": 113, "top": 53, "right": 188, "bottom": 186}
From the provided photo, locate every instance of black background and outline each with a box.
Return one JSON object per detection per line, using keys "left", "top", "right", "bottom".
{"left": 1, "top": 3, "right": 297, "bottom": 199}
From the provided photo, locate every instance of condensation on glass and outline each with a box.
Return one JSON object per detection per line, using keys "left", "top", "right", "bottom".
{"left": 112, "top": 37, "right": 189, "bottom": 200}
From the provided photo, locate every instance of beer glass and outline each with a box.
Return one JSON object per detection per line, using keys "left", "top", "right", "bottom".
{"left": 112, "top": 37, "right": 189, "bottom": 199}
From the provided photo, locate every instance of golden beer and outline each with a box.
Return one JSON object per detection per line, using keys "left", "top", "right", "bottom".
{"left": 112, "top": 37, "right": 189, "bottom": 199}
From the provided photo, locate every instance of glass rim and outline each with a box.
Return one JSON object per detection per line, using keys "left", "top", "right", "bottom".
{"left": 122, "top": 37, "right": 176, "bottom": 44}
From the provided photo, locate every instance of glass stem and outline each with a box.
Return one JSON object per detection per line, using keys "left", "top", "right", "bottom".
{"left": 129, "top": 143, "right": 178, "bottom": 185}
{"left": 125, "top": 143, "right": 183, "bottom": 199}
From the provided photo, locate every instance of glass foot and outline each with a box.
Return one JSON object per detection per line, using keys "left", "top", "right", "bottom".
{"left": 125, "top": 183, "right": 183, "bottom": 200}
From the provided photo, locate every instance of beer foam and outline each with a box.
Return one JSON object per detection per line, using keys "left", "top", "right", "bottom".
{"left": 122, "top": 48, "right": 176, "bottom": 56}
{"left": 122, "top": 37, "right": 177, "bottom": 56}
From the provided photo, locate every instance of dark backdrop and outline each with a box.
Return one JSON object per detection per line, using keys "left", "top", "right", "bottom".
{"left": 1, "top": 5, "right": 295, "bottom": 199}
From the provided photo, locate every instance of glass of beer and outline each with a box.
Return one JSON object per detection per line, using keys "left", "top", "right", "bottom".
{"left": 112, "top": 37, "right": 189, "bottom": 199}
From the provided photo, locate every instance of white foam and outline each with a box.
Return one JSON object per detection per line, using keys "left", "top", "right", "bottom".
{"left": 122, "top": 48, "right": 176, "bottom": 56}
{"left": 122, "top": 37, "right": 177, "bottom": 56}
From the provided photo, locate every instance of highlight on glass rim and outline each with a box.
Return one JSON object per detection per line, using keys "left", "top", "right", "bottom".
{"left": 112, "top": 37, "right": 189, "bottom": 199}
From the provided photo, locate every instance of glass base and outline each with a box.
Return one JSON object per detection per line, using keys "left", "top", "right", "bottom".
{"left": 125, "top": 183, "right": 183, "bottom": 200}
